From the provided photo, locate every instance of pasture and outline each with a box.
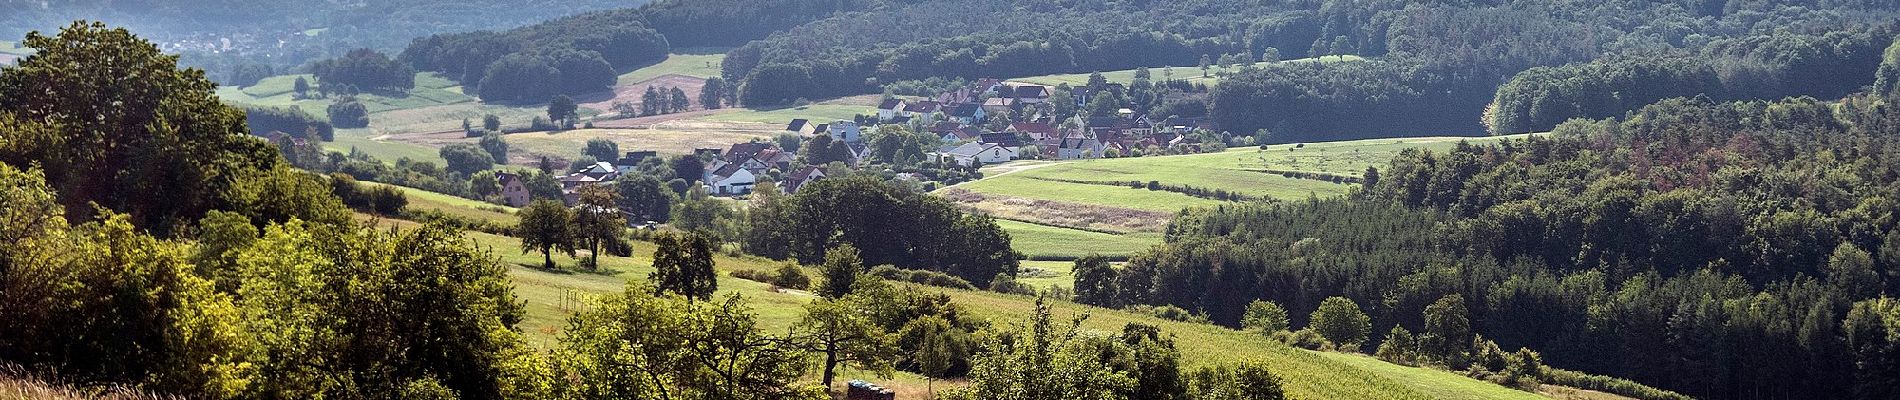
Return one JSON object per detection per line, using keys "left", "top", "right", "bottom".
{"left": 1011, "top": 55, "right": 1366, "bottom": 87}
{"left": 996, "top": 219, "right": 1162, "bottom": 259}
{"left": 616, "top": 52, "right": 726, "bottom": 86}
{"left": 952, "top": 135, "right": 1520, "bottom": 232}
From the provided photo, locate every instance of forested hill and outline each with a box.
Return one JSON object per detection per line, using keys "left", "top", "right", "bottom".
{"left": 1070, "top": 51, "right": 1900, "bottom": 399}
{"left": 714, "top": 0, "right": 1898, "bottom": 142}
{"left": 0, "top": 0, "right": 649, "bottom": 84}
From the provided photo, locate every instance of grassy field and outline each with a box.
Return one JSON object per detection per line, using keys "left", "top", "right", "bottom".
{"left": 954, "top": 136, "right": 1521, "bottom": 233}
{"left": 695, "top": 104, "right": 875, "bottom": 124}
{"left": 363, "top": 181, "right": 517, "bottom": 224}
{"left": 996, "top": 218, "right": 1161, "bottom": 259}
{"left": 216, "top": 72, "right": 475, "bottom": 114}
{"left": 617, "top": 53, "right": 726, "bottom": 85}
{"left": 1012, "top": 55, "right": 1366, "bottom": 87}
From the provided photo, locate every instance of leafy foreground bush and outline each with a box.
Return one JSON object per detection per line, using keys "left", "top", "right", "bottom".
{"left": 870, "top": 265, "right": 977, "bottom": 290}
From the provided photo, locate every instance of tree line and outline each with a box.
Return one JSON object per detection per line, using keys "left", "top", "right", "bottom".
{"left": 1073, "top": 54, "right": 1900, "bottom": 399}
{"left": 397, "top": 8, "right": 667, "bottom": 102}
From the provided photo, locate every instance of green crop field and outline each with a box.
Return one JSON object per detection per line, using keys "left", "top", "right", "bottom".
{"left": 695, "top": 104, "right": 875, "bottom": 124}
{"left": 952, "top": 135, "right": 1525, "bottom": 231}
{"left": 617, "top": 53, "right": 727, "bottom": 85}
{"left": 996, "top": 219, "right": 1161, "bottom": 258}
{"left": 216, "top": 72, "right": 475, "bottom": 114}
{"left": 1012, "top": 55, "right": 1365, "bottom": 87}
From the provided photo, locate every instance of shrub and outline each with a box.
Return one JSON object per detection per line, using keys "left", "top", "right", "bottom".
{"left": 868, "top": 265, "right": 977, "bottom": 290}
{"left": 1272, "top": 328, "right": 1331, "bottom": 350}
{"left": 987, "top": 273, "right": 1036, "bottom": 295}
{"left": 1124, "top": 304, "right": 1210, "bottom": 324}
{"left": 772, "top": 263, "right": 811, "bottom": 290}
{"left": 731, "top": 268, "right": 774, "bottom": 284}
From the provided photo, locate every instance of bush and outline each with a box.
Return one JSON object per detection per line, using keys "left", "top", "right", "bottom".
{"left": 772, "top": 263, "right": 811, "bottom": 290}
{"left": 986, "top": 273, "right": 1036, "bottom": 295}
{"left": 1272, "top": 328, "right": 1331, "bottom": 350}
{"left": 731, "top": 268, "right": 775, "bottom": 284}
{"left": 869, "top": 265, "right": 977, "bottom": 290}
{"left": 1124, "top": 304, "right": 1210, "bottom": 324}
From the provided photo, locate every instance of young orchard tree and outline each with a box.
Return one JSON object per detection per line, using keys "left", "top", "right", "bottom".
{"left": 651, "top": 231, "right": 718, "bottom": 300}
{"left": 516, "top": 199, "right": 575, "bottom": 269}
{"left": 818, "top": 243, "right": 866, "bottom": 299}
{"left": 795, "top": 297, "right": 895, "bottom": 389}
{"left": 572, "top": 185, "right": 625, "bottom": 269}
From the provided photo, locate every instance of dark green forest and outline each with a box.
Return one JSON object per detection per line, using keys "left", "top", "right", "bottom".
{"left": 1072, "top": 50, "right": 1900, "bottom": 399}
{"left": 700, "top": 0, "right": 1900, "bottom": 142}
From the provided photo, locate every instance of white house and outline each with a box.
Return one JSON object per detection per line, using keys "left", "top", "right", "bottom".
{"left": 828, "top": 120, "right": 863, "bottom": 143}
{"left": 1057, "top": 137, "right": 1103, "bottom": 160}
{"left": 936, "top": 142, "right": 1016, "bottom": 166}
{"left": 704, "top": 163, "right": 757, "bottom": 195}
{"left": 877, "top": 98, "right": 907, "bottom": 121}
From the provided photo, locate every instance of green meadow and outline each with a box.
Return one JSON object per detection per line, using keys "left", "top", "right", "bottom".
{"left": 616, "top": 52, "right": 727, "bottom": 85}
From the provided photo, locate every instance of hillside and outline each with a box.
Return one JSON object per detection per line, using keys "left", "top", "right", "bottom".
{"left": 948, "top": 136, "right": 1519, "bottom": 247}
{"left": 377, "top": 189, "right": 1562, "bottom": 400}
{"left": 1011, "top": 55, "right": 1364, "bottom": 87}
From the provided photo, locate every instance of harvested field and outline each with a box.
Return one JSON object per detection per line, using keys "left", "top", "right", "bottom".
{"left": 937, "top": 187, "right": 1173, "bottom": 233}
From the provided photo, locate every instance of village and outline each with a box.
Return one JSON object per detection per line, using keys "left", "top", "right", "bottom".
{"left": 489, "top": 77, "right": 1229, "bottom": 211}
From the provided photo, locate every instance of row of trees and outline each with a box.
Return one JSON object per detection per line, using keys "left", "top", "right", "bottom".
{"left": 399, "top": 8, "right": 668, "bottom": 101}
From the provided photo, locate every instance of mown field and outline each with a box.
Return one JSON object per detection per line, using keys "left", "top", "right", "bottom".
{"left": 1011, "top": 55, "right": 1366, "bottom": 87}
{"left": 996, "top": 218, "right": 1161, "bottom": 259}
{"left": 616, "top": 52, "right": 725, "bottom": 86}
{"left": 377, "top": 191, "right": 1555, "bottom": 400}
{"left": 954, "top": 135, "right": 1522, "bottom": 234}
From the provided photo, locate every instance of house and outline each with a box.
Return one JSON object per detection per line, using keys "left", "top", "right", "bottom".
{"left": 876, "top": 98, "right": 907, "bottom": 121}
{"left": 496, "top": 172, "right": 530, "bottom": 207}
{"left": 786, "top": 119, "right": 818, "bottom": 136}
{"left": 1057, "top": 137, "right": 1103, "bottom": 160}
{"left": 724, "top": 142, "right": 774, "bottom": 165}
{"left": 926, "top": 121, "right": 962, "bottom": 136}
{"left": 1009, "top": 84, "right": 1050, "bottom": 104}
{"left": 982, "top": 97, "right": 1013, "bottom": 115}
{"left": 941, "top": 126, "right": 984, "bottom": 143}
{"left": 902, "top": 101, "right": 941, "bottom": 124}
{"left": 783, "top": 165, "right": 828, "bottom": 193}
{"left": 827, "top": 120, "right": 863, "bottom": 143}
{"left": 614, "top": 151, "right": 658, "bottom": 174}
{"left": 703, "top": 163, "right": 757, "bottom": 195}
{"left": 979, "top": 132, "right": 1026, "bottom": 148}
{"left": 936, "top": 142, "right": 1016, "bottom": 166}
{"left": 1008, "top": 122, "right": 1058, "bottom": 140}
{"left": 946, "top": 103, "right": 986, "bottom": 124}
